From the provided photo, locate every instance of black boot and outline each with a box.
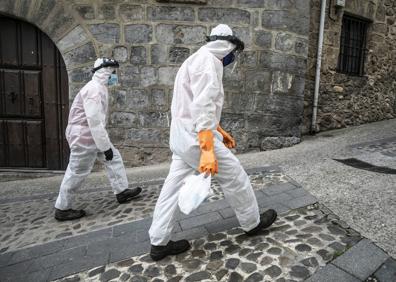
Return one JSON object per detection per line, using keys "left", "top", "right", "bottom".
{"left": 245, "top": 209, "right": 277, "bottom": 236}
{"left": 54, "top": 208, "right": 86, "bottom": 221}
{"left": 116, "top": 187, "right": 142, "bottom": 204}
{"left": 150, "top": 240, "right": 191, "bottom": 261}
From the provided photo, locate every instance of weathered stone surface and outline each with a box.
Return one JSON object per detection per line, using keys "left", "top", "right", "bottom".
{"left": 265, "top": 265, "right": 282, "bottom": 278}
{"left": 155, "top": 24, "right": 206, "bottom": 44}
{"left": 275, "top": 32, "right": 295, "bottom": 52}
{"left": 254, "top": 30, "right": 272, "bottom": 49}
{"left": 88, "top": 24, "right": 119, "bottom": 44}
{"left": 169, "top": 47, "right": 190, "bottom": 64}
{"left": 98, "top": 4, "right": 115, "bottom": 20}
{"left": 151, "top": 45, "right": 168, "bottom": 65}
{"left": 75, "top": 5, "right": 94, "bottom": 20}
{"left": 289, "top": 265, "right": 310, "bottom": 279}
{"left": 130, "top": 46, "right": 146, "bottom": 65}
{"left": 119, "top": 5, "right": 144, "bottom": 21}
{"left": 198, "top": 8, "right": 250, "bottom": 25}
{"left": 125, "top": 25, "right": 152, "bottom": 43}
{"left": 261, "top": 137, "right": 300, "bottom": 150}
{"left": 57, "top": 26, "right": 89, "bottom": 52}
{"left": 185, "top": 271, "right": 210, "bottom": 281}
{"left": 225, "top": 258, "right": 240, "bottom": 269}
{"left": 101, "top": 269, "right": 120, "bottom": 281}
{"left": 113, "top": 46, "right": 128, "bottom": 63}
{"left": 158, "top": 67, "right": 179, "bottom": 86}
{"left": 63, "top": 43, "right": 96, "bottom": 67}
{"left": 148, "top": 6, "right": 195, "bottom": 21}
{"left": 262, "top": 10, "right": 309, "bottom": 35}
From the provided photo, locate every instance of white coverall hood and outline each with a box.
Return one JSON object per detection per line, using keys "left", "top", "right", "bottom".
{"left": 92, "top": 58, "right": 114, "bottom": 85}
{"left": 204, "top": 24, "right": 236, "bottom": 59}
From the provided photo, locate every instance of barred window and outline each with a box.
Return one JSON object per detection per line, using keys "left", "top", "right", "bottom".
{"left": 337, "top": 14, "right": 370, "bottom": 76}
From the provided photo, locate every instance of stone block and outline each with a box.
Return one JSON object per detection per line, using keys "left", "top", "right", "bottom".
{"left": 275, "top": 32, "right": 295, "bottom": 52}
{"left": 125, "top": 24, "right": 152, "bottom": 43}
{"left": 205, "top": 217, "right": 239, "bottom": 233}
{"left": 254, "top": 30, "right": 272, "bottom": 49}
{"left": 272, "top": 71, "right": 294, "bottom": 94}
{"left": 125, "top": 89, "right": 149, "bottom": 110}
{"left": 63, "top": 43, "right": 96, "bottom": 68}
{"left": 332, "top": 239, "right": 389, "bottom": 280}
{"left": 265, "top": 0, "right": 296, "bottom": 9}
{"left": 110, "top": 112, "right": 138, "bottom": 128}
{"left": 119, "top": 4, "right": 144, "bottom": 21}
{"left": 150, "top": 89, "right": 168, "bottom": 110}
{"left": 155, "top": 24, "right": 207, "bottom": 44}
{"left": 198, "top": 8, "right": 251, "bottom": 25}
{"left": 374, "top": 258, "right": 396, "bottom": 282}
{"left": 173, "top": 227, "right": 209, "bottom": 241}
{"left": 119, "top": 65, "right": 140, "bottom": 87}
{"left": 148, "top": 6, "right": 195, "bottom": 21}
{"left": 158, "top": 66, "right": 179, "bottom": 85}
{"left": 284, "top": 194, "right": 317, "bottom": 209}
{"left": 220, "top": 113, "right": 246, "bottom": 131}
{"left": 75, "top": 5, "right": 95, "bottom": 20}
{"left": 138, "top": 112, "right": 170, "bottom": 128}
{"left": 98, "top": 4, "right": 115, "bottom": 20}
{"left": 45, "top": 7, "right": 76, "bottom": 41}
{"left": 261, "top": 136, "right": 300, "bottom": 150}
{"left": 112, "top": 46, "right": 128, "bottom": 63}
{"left": 262, "top": 10, "right": 309, "bottom": 35}
{"left": 69, "top": 68, "right": 92, "bottom": 83}
{"left": 236, "top": 0, "right": 265, "bottom": 8}
{"left": 125, "top": 128, "right": 164, "bottom": 146}
{"left": 233, "top": 27, "right": 252, "bottom": 49}
{"left": 130, "top": 46, "right": 146, "bottom": 65}
{"left": 245, "top": 70, "right": 271, "bottom": 93}
{"left": 140, "top": 66, "right": 158, "bottom": 87}
{"left": 295, "top": 37, "right": 309, "bottom": 55}
{"left": 57, "top": 26, "right": 89, "bottom": 52}
{"left": 258, "top": 51, "right": 307, "bottom": 75}
{"left": 31, "top": 0, "right": 56, "bottom": 26}
{"left": 0, "top": 0, "right": 14, "bottom": 14}
{"left": 88, "top": 24, "right": 120, "bottom": 44}
{"left": 239, "top": 51, "right": 257, "bottom": 67}
{"left": 169, "top": 47, "right": 190, "bottom": 64}
{"left": 305, "top": 264, "right": 360, "bottom": 282}
{"left": 179, "top": 212, "right": 222, "bottom": 230}
{"left": 151, "top": 45, "right": 168, "bottom": 65}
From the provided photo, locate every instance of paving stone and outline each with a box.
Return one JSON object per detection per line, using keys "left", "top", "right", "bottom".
{"left": 88, "top": 266, "right": 105, "bottom": 277}
{"left": 101, "top": 269, "right": 120, "bottom": 281}
{"left": 180, "top": 212, "right": 222, "bottom": 230}
{"left": 206, "top": 259, "right": 223, "bottom": 271}
{"left": 268, "top": 247, "right": 282, "bottom": 255}
{"left": 265, "top": 265, "right": 282, "bottom": 278}
{"left": 328, "top": 242, "right": 346, "bottom": 252}
{"left": 289, "top": 265, "right": 310, "bottom": 279}
{"left": 245, "top": 272, "right": 264, "bottom": 282}
{"left": 295, "top": 244, "right": 312, "bottom": 252}
{"left": 317, "top": 249, "right": 332, "bottom": 261}
{"left": 185, "top": 271, "right": 211, "bottom": 281}
{"left": 301, "top": 257, "right": 319, "bottom": 268}
{"left": 327, "top": 225, "right": 347, "bottom": 236}
{"left": 129, "top": 264, "right": 143, "bottom": 274}
{"left": 130, "top": 276, "right": 148, "bottom": 282}
{"left": 319, "top": 233, "right": 336, "bottom": 241}
{"left": 143, "top": 265, "right": 160, "bottom": 277}
{"left": 120, "top": 273, "right": 130, "bottom": 281}
{"left": 210, "top": 250, "right": 223, "bottom": 260}
{"left": 226, "top": 258, "right": 240, "bottom": 269}
{"left": 373, "top": 258, "right": 396, "bottom": 282}
{"left": 229, "top": 271, "right": 244, "bottom": 282}
{"left": 332, "top": 239, "right": 389, "bottom": 280}
{"left": 215, "top": 269, "right": 228, "bottom": 280}
{"left": 241, "top": 262, "right": 257, "bottom": 273}
{"left": 305, "top": 264, "right": 360, "bottom": 282}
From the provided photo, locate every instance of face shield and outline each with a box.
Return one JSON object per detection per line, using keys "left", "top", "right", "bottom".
{"left": 205, "top": 35, "right": 245, "bottom": 72}
{"left": 92, "top": 58, "right": 120, "bottom": 86}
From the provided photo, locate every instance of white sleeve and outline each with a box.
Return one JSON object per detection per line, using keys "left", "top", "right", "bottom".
{"left": 190, "top": 59, "right": 221, "bottom": 132}
{"left": 82, "top": 89, "right": 112, "bottom": 151}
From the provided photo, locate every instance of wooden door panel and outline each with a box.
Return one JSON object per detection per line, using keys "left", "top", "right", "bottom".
{"left": 20, "top": 22, "right": 40, "bottom": 67}
{"left": 23, "top": 71, "right": 42, "bottom": 117}
{"left": 0, "top": 18, "right": 18, "bottom": 66}
{"left": 3, "top": 70, "right": 22, "bottom": 117}
{"left": 26, "top": 121, "right": 44, "bottom": 167}
{"left": 6, "top": 121, "right": 25, "bottom": 167}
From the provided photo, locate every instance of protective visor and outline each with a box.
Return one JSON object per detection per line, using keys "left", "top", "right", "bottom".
{"left": 92, "top": 58, "right": 120, "bottom": 73}
{"left": 205, "top": 35, "right": 245, "bottom": 52}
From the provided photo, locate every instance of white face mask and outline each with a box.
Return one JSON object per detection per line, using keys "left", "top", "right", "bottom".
{"left": 108, "top": 73, "right": 118, "bottom": 86}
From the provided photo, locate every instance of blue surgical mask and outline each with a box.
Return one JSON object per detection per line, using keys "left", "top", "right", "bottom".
{"left": 108, "top": 73, "right": 118, "bottom": 86}
{"left": 223, "top": 52, "right": 235, "bottom": 67}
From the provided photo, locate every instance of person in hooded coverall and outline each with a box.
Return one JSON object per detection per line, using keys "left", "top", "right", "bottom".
{"left": 54, "top": 58, "right": 142, "bottom": 221}
{"left": 148, "top": 24, "right": 278, "bottom": 261}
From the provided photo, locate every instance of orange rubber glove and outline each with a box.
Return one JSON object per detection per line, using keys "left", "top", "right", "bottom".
{"left": 198, "top": 130, "right": 218, "bottom": 175}
{"left": 217, "top": 125, "right": 236, "bottom": 149}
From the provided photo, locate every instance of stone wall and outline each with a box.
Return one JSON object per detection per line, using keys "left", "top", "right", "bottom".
{"left": 0, "top": 0, "right": 310, "bottom": 167}
{"left": 304, "top": 0, "right": 396, "bottom": 133}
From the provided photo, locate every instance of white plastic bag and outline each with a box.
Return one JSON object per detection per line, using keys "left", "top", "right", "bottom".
{"left": 178, "top": 173, "right": 211, "bottom": 215}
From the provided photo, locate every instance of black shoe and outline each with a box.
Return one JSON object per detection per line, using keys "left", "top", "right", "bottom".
{"left": 116, "top": 187, "right": 142, "bottom": 204}
{"left": 245, "top": 209, "right": 277, "bottom": 236}
{"left": 54, "top": 208, "right": 86, "bottom": 221}
{"left": 150, "top": 240, "right": 191, "bottom": 261}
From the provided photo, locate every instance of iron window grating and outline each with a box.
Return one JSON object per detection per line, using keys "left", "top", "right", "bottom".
{"left": 337, "top": 14, "right": 370, "bottom": 76}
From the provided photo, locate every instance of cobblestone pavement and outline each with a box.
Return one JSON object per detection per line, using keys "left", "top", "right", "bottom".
{"left": 56, "top": 205, "right": 363, "bottom": 282}
{"left": 0, "top": 169, "right": 288, "bottom": 253}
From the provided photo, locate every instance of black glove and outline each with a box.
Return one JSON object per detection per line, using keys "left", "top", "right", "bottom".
{"left": 104, "top": 148, "right": 113, "bottom": 161}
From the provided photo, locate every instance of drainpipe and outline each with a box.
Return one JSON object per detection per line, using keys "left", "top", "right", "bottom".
{"left": 311, "top": 0, "right": 327, "bottom": 134}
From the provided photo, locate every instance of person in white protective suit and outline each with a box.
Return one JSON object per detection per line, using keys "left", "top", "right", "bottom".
{"left": 148, "top": 24, "right": 278, "bottom": 261}
{"left": 54, "top": 58, "right": 142, "bottom": 221}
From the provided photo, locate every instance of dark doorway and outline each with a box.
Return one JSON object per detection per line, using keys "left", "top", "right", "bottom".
{"left": 0, "top": 16, "right": 69, "bottom": 170}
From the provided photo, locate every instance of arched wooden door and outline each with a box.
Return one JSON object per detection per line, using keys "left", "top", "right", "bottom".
{"left": 0, "top": 16, "right": 69, "bottom": 170}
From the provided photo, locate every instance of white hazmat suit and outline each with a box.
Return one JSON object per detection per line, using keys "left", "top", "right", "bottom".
{"left": 55, "top": 59, "right": 128, "bottom": 210}
{"left": 149, "top": 24, "right": 260, "bottom": 246}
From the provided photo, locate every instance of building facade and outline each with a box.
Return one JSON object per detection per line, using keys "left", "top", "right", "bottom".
{"left": 0, "top": 0, "right": 394, "bottom": 169}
